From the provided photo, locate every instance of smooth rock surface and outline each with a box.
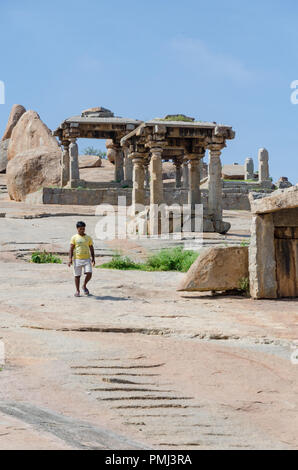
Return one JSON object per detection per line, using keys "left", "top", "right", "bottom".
{"left": 1, "top": 104, "right": 26, "bottom": 141}
{"left": 178, "top": 246, "right": 249, "bottom": 292}
{"left": 0, "top": 139, "right": 9, "bottom": 173}
{"left": 7, "top": 110, "right": 59, "bottom": 162}
{"left": 7, "top": 148, "right": 61, "bottom": 201}
{"left": 79, "top": 155, "right": 102, "bottom": 169}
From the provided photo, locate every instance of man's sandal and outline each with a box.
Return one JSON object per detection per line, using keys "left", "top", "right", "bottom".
{"left": 83, "top": 288, "right": 90, "bottom": 296}
{"left": 74, "top": 292, "right": 80, "bottom": 297}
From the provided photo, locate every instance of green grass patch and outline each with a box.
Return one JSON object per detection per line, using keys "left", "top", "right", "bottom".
{"left": 238, "top": 277, "right": 250, "bottom": 295}
{"left": 99, "top": 247, "right": 199, "bottom": 273}
{"left": 31, "top": 251, "right": 62, "bottom": 264}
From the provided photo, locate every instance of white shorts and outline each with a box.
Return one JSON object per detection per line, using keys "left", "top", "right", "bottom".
{"left": 73, "top": 259, "right": 92, "bottom": 277}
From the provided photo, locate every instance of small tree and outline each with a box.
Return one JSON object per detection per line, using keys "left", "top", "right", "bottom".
{"left": 83, "top": 147, "right": 107, "bottom": 159}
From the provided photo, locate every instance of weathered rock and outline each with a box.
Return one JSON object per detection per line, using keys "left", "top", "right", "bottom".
{"left": 82, "top": 107, "right": 114, "bottom": 118}
{"left": 79, "top": 155, "right": 102, "bottom": 169}
{"left": 0, "top": 139, "right": 9, "bottom": 173}
{"left": 178, "top": 246, "right": 249, "bottom": 292}
{"left": 249, "top": 185, "right": 298, "bottom": 214}
{"left": 7, "top": 110, "right": 59, "bottom": 162}
{"left": 7, "top": 148, "right": 61, "bottom": 201}
{"left": 222, "top": 163, "right": 244, "bottom": 180}
{"left": 106, "top": 139, "right": 115, "bottom": 164}
{"left": 276, "top": 177, "right": 292, "bottom": 189}
{"left": 1, "top": 104, "right": 26, "bottom": 141}
{"left": 6, "top": 110, "right": 61, "bottom": 201}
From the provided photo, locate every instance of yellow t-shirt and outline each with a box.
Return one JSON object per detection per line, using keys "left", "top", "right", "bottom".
{"left": 70, "top": 234, "right": 93, "bottom": 260}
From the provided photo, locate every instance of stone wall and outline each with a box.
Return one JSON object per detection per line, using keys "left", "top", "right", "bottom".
{"left": 25, "top": 185, "right": 267, "bottom": 211}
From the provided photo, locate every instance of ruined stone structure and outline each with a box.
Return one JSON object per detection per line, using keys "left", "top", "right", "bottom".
{"left": 120, "top": 118, "right": 235, "bottom": 234}
{"left": 53, "top": 108, "right": 141, "bottom": 188}
{"left": 244, "top": 157, "right": 254, "bottom": 180}
{"left": 258, "top": 148, "right": 270, "bottom": 183}
{"left": 249, "top": 185, "right": 298, "bottom": 299}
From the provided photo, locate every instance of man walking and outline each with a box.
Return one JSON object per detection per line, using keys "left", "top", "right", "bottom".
{"left": 68, "top": 221, "right": 95, "bottom": 297}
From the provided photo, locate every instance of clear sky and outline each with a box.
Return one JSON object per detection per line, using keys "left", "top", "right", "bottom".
{"left": 0, "top": 0, "right": 298, "bottom": 182}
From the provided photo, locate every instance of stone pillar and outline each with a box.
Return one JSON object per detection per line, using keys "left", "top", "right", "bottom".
{"left": 188, "top": 157, "right": 201, "bottom": 210}
{"left": 145, "top": 163, "right": 150, "bottom": 189}
{"left": 124, "top": 148, "right": 133, "bottom": 184}
{"left": 258, "top": 148, "right": 269, "bottom": 182}
{"left": 114, "top": 145, "right": 124, "bottom": 183}
{"left": 175, "top": 161, "right": 182, "bottom": 188}
{"left": 69, "top": 138, "right": 80, "bottom": 188}
{"left": 249, "top": 213, "right": 277, "bottom": 299}
{"left": 208, "top": 146, "right": 223, "bottom": 223}
{"left": 61, "top": 141, "right": 70, "bottom": 187}
{"left": 245, "top": 157, "right": 254, "bottom": 180}
{"left": 131, "top": 153, "right": 145, "bottom": 208}
{"left": 149, "top": 146, "right": 164, "bottom": 205}
{"left": 182, "top": 161, "right": 189, "bottom": 189}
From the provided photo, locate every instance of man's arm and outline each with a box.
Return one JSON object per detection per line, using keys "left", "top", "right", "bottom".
{"left": 68, "top": 244, "right": 75, "bottom": 267}
{"left": 90, "top": 245, "right": 95, "bottom": 266}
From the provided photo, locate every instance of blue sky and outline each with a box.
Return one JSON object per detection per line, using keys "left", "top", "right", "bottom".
{"left": 0, "top": 0, "right": 298, "bottom": 182}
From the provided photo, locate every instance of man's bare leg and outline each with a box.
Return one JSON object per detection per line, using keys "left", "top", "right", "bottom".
{"left": 75, "top": 276, "right": 80, "bottom": 296}
{"left": 83, "top": 273, "right": 92, "bottom": 294}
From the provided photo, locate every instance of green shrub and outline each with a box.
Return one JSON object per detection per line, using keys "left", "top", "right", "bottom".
{"left": 83, "top": 147, "right": 107, "bottom": 159}
{"left": 99, "top": 247, "right": 199, "bottom": 273}
{"left": 31, "top": 251, "right": 62, "bottom": 264}
{"left": 100, "top": 255, "right": 143, "bottom": 271}
{"left": 146, "top": 247, "right": 198, "bottom": 272}
{"left": 238, "top": 277, "right": 250, "bottom": 294}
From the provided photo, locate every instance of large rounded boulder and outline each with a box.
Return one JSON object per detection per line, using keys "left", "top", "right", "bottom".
{"left": 7, "top": 110, "right": 61, "bottom": 201}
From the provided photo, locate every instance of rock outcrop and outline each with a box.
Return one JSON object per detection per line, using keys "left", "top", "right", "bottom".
{"left": 7, "top": 110, "right": 59, "bottom": 162}
{"left": 79, "top": 155, "right": 102, "bottom": 169}
{"left": 178, "top": 246, "right": 249, "bottom": 292}
{"left": 276, "top": 177, "right": 292, "bottom": 189}
{"left": 0, "top": 139, "right": 9, "bottom": 173}
{"left": 1, "top": 104, "right": 26, "bottom": 141}
{"left": 6, "top": 110, "right": 61, "bottom": 201}
{"left": 7, "top": 149, "right": 61, "bottom": 201}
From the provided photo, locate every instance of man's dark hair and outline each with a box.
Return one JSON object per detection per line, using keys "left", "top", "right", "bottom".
{"left": 76, "top": 221, "right": 86, "bottom": 228}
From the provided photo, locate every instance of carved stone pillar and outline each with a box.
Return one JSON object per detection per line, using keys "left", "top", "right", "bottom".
{"left": 188, "top": 156, "right": 201, "bottom": 210}
{"left": 144, "top": 163, "right": 150, "bottom": 189}
{"left": 124, "top": 147, "right": 133, "bottom": 184}
{"left": 208, "top": 145, "right": 223, "bottom": 223}
{"left": 131, "top": 153, "right": 145, "bottom": 208}
{"left": 149, "top": 146, "right": 164, "bottom": 205}
{"left": 245, "top": 157, "right": 254, "bottom": 180}
{"left": 61, "top": 141, "right": 70, "bottom": 187}
{"left": 182, "top": 161, "right": 189, "bottom": 189}
{"left": 175, "top": 161, "right": 182, "bottom": 188}
{"left": 69, "top": 138, "right": 80, "bottom": 188}
{"left": 114, "top": 145, "right": 124, "bottom": 183}
{"left": 258, "top": 148, "right": 269, "bottom": 182}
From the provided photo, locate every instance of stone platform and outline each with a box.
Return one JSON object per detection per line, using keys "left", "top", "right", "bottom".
{"left": 25, "top": 185, "right": 269, "bottom": 212}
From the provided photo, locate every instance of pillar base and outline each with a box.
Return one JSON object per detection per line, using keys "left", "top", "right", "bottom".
{"left": 66, "top": 179, "right": 85, "bottom": 189}
{"left": 126, "top": 206, "right": 231, "bottom": 236}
